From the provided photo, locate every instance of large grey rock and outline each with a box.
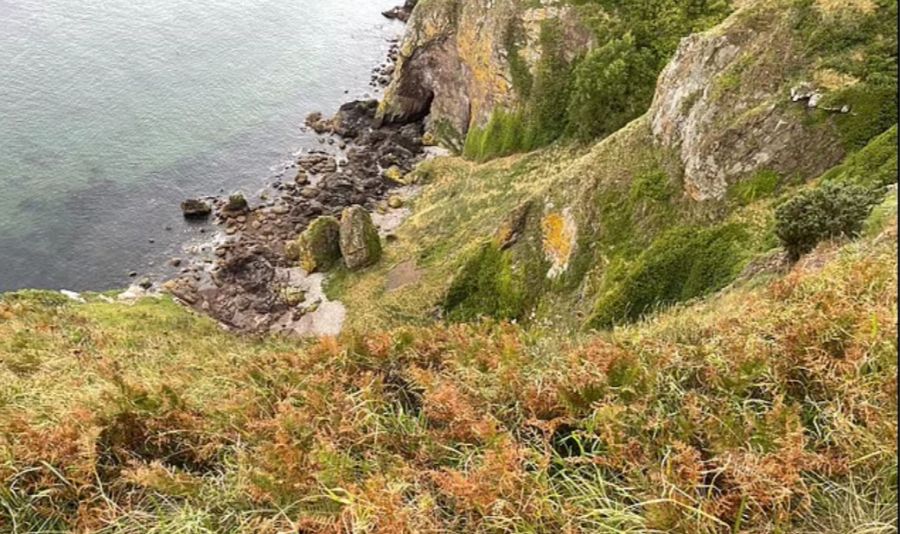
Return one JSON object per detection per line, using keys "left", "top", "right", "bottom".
{"left": 649, "top": 6, "right": 844, "bottom": 201}
{"left": 339, "top": 206, "right": 382, "bottom": 270}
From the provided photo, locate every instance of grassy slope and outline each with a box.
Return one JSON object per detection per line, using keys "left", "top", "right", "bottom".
{"left": 1, "top": 191, "right": 896, "bottom": 532}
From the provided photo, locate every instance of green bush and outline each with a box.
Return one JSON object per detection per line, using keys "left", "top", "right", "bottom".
{"left": 443, "top": 243, "right": 528, "bottom": 322}
{"left": 588, "top": 223, "right": 748, "bottom": 329}
{"left": 566, "top": 33, "right": 657, "bottom": 140}
{"left": 774, "top": 182, "right": 880, "bottom": 260}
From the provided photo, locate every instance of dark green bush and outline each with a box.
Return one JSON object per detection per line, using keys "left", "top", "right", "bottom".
{"left": 774, "top": 182, "right": 880, "bottom": 260}
{"left": 566, "top": 33, "right": 657, "bottom": 140}
{"left": 588, "top": 223, "right": 748, "bottom": 329}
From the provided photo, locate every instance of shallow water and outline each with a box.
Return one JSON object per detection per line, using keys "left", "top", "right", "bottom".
{"left": 0, "top": 0, "right": 401, "bottom": 291}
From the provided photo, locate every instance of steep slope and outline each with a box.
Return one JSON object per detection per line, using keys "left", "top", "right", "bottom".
{"left": 1, "top": 191, "right": 895, "bottom": 532}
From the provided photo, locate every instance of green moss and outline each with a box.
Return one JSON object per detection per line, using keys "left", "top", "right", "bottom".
{"left": 443, "top": 242, "right": 528, "bottom": 322}
{"left": 287, "top": 216, "right": 342, "bottom": 273}
{"left": 587, "top": 223, "right": 750, "bottom": 329}
{"left": 443, "top": 217, "right": 549, "bottom": 323}
{"left": 463, "top": 109, "right": 532, "bottom": 161}
{"left": 864, "top": 188, "right": 898, "bottom": 237}
{"left": 629, "top": 169, "right": 673, "bottom": 203}
{"left": 827, "top": 84, "right": 898, "bottom": 151}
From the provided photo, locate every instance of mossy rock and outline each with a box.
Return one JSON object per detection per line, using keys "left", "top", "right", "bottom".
{"left": 287, "top": 216, "right": 342, "bottom": 273}
{"left": 383, "top": 166, "right": 405, "bottom": 184}
{"left": 339, "top": 206, "right": 382, "bottom": 271}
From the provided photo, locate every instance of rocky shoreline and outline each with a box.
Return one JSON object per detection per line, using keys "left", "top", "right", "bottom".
{"left": 161, "top": 7, "right": 431, "bottom": 337}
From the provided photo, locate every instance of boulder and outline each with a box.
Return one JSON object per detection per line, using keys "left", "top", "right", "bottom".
{"left": 181, "top": 198, "right": 211, "bottom": 218}
{"left": 387, "top": 195, "right": 404, "bottom": 209}
{"left": 222, "top": 192, "right": 249, "bottom": 215}
{"left": 304, "top": 112, "right": 333, "bottom": 134}
{"left": 286, "top": 216, "right": 342, "bottom": 273}
{"left": 339, "top": 206, "right": 382, "bottom": 270}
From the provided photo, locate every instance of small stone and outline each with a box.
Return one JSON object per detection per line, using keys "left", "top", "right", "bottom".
{"left": 387, "top": 195, "right": 404, "bottom": 209}
{"left": 137, "top": 277, "right": 153, "bottom": 289}
{"left": 383, "top": 165, "right": 405, "bottom": 184}
{"left": 128, "top": 271, "right": 138, "bottom": 277}
{"left": 169, "top": 258, "right": 182, "bottom": 267}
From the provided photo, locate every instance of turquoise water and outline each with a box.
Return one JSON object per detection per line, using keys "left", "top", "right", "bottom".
{"left": 0, "top": 0, "right": 401, "bottom": 291}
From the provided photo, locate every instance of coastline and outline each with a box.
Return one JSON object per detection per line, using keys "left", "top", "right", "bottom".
{"left": 124, "top": 2, "right": 426, "bottom": 337}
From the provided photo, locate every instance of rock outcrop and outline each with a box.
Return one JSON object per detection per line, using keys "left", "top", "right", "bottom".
{"left": 339, "top": 206, "right": 382, "bottom": 270}
{"left": 287, "top": 216, "right": 342, "bottom": 273}
{"left": 649, "top": 2, "right": 846, "bottom": 201}
{"left": 377, "top": 0, "right": 593, "bottom": 142}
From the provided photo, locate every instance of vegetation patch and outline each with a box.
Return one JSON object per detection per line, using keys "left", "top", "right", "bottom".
{"left": 1, "top": 213, "right": 895, "bottom": 532}
{"left": 588, "top": 222, "right": 750, "bottom": 328}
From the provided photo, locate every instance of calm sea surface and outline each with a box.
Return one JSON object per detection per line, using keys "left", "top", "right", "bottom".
{"left": 0, "top": 0, "right": 401, "bottom": 291}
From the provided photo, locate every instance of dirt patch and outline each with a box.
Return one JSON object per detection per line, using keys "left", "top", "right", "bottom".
{"left": 385, "top": 260, "right": 424, "bottom": 292}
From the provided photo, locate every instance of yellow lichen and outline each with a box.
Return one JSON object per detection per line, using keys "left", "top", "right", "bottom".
{"left": 541, "top": 209, "right": 577, "bottom": 278}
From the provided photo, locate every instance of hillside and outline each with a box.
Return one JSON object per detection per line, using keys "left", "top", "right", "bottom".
{"left": 1, "top": 0, "right": 898, "bottom": 532}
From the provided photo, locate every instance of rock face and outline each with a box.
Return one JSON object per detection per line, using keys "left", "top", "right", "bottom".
{"left": 287, "top": 216, "right": 342, "bottom": 273}
{"left": 377, "top": 0, "right": 593, "bottom": 142}
{"left": 339, "top": 206, "right": 382, "bottom": 270}
{"left": 649, "top": 3, "right": 846, "bottom": 201}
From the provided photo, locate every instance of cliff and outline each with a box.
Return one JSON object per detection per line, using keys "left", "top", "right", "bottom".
{"left": 377, "top": 0, "right": 595, "bottom": 145}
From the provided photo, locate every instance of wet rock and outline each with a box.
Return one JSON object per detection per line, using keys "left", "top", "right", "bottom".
{"left": 339, "top": 206, "right": 382, "bottom": 270}
{"left": 305, "top": 111, "right": 332, "bottom": 134}
{"left": 222, "top": 193, "right": 249, "bottom": 215}
{"left": 382, "top": 0, "right": 417, "bottom": 22}
{"left": 138, "top": 276, "right": 153, "bottom": 289}
{"left": 181, "top": 198, "right": 212, "bottom": 218}
{"left": 332, "top": 99, "right": 379, "bottom": 138}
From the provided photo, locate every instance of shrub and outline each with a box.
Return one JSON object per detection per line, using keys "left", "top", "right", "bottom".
{"left": 775, "top": 181, "right": 880, "bottom": 260}
{"left": 566, "top": 33, "right": 657, "bottom": 140}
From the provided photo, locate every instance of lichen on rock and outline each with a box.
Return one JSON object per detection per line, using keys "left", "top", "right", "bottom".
{"left": 339, "top": 206, "right": 383, "bottom": 271}
{"left": 541, "top": 208, "right": 577, "bottom": 279}
{"left": 286, "top": 216, "right": 342, "bottom": 273}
